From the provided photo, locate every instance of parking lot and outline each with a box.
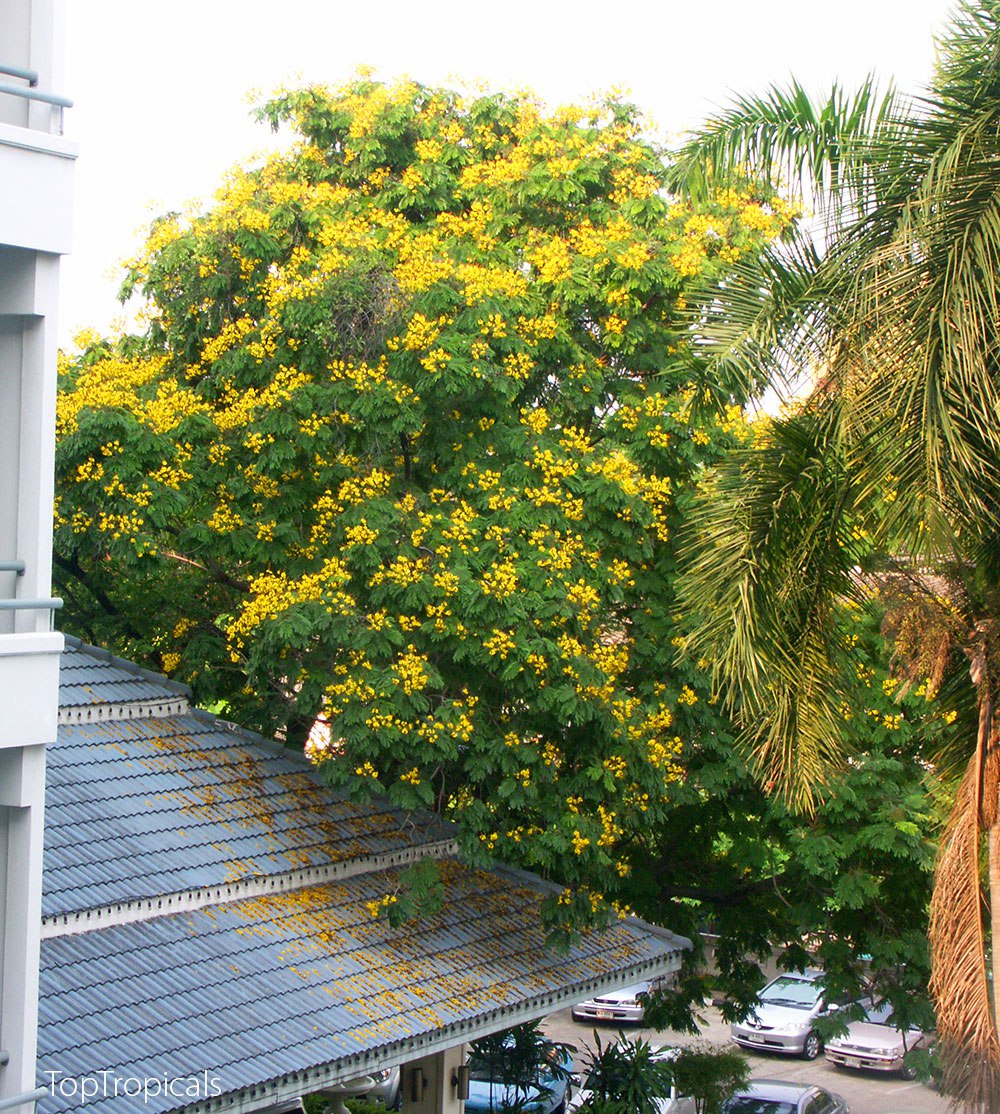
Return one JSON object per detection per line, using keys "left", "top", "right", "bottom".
{"left": 541, "top": 1004, "right": 950, "bottom": 1114}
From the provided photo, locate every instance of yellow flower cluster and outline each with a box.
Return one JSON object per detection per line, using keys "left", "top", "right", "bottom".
{"left": 394, "top": 648, "right": 429, "bottom": 695}
{"left": 480, "top": 561, "right": 519, "bottom": 600}
{"left": 483, "top": 629, "right": 516, "bottom": 659}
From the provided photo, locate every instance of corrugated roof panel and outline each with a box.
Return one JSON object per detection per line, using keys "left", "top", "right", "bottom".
{"left": 38, "top": 859, "right": 682, "bottom": 1114}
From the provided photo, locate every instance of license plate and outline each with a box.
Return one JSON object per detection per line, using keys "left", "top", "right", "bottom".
{"left": 844, "top": 1057, "right": 862, "bottom": 1069}
{"left": 595, "top": 1010, "right": 614, "bottom": 1020}
{"left": 748, "top": 1034, "right": 765, "bottom": 1044}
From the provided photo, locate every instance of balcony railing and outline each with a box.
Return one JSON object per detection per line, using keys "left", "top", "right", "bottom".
{"left": 0, "top": 561, "right": 62, "bottom": 626}
{"left": 0, "top": 62, "right": 72, "bottom": 133}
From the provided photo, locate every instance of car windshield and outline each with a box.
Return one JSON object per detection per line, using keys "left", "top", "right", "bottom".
{"left": 722, "top": 1101, "right": 796, "bottom": 1114}
{"left": 467, "top": 1054, "right": 556, "bottom": 1087}
{"left": 860, "top": 998, "right": 897, "bottom": 1025}
{"left": 759, "top": 976, "right": 822, "bottom": 1009}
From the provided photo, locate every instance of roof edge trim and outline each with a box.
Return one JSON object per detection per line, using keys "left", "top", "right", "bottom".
{"left": 41, "top": 838, "right": 458, "bottom": 938}
{"left": 58, "top": 696, "right": 190, "bottom": 724}
{"left": 172, "top": 952, "right": 688, "bottom": 1114}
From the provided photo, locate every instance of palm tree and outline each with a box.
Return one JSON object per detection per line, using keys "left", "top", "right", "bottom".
{"left": 668, "top": 2, "right": 1000, "bottom": 1108}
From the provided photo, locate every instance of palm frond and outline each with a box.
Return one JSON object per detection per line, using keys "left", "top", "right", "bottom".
{"left": 674, "top": 5, "right": 1000, "bottom": 1099}
{"left": 668, "top": 76, "right": 908, "bottom": 231}
{"left": 681, "top": 229, "right": 831, "bottom": 409}
{"left": 676, "top": 406, "right": 867, "bottom": 808}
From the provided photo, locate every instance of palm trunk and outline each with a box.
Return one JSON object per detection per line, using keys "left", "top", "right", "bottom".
{"left": 990, "top": 823, "right": 1000, "bottom": 1028}
{"left": 979, "top": 675, "right": 1000, "bottom": 1034}
{"left": 928, "top": 654, "right": 1000, "bottom": 1112}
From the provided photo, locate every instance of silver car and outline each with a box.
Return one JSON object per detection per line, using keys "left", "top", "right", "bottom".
{"left": 730, "top": 971, "right": 830, "bottom": 1060}
{"left": 314, "top": 1067, "right": 400, "bottom": 1112}
{"left": 720, "top": 1079, "right": 849, "bottom": 1114}
{"left": 825, "top": 998, "right": 931, "bottom": 1079}
{"left": 572, "top": 982, "right": 651, "bottom": 1025}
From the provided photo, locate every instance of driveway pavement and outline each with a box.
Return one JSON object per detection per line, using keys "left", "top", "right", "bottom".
{"left": 541, "top": 1004, "right": 949, "bottom": 1114}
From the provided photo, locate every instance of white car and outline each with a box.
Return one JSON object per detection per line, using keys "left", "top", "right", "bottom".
{"left": 572, "top": 982, "right": 651, "bottom": 1025}
{"left": 825, "top": 998, "right": 931, "bottom": 1079}
{"left": 567, "top": 1045, "right": 695, "bottom": 1114}
{"left": 730, "top": 971, "right": 832, "bottom": 1060}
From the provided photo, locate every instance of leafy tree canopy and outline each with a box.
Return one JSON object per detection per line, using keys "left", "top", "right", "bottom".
{"left": 666, "top": 1043, "right": 749, "bottom": 1114}
{"left": 640, "top": 602, "right": 945, "bottom": 1034}
{"left": 55, "top": 76, "right": 795, "bottom": 930}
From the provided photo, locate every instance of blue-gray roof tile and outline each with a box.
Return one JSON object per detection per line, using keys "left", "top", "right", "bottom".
{"left": 38, "top": 641, "right": 688, "bottom": 1114}
{"left": 38, "top": 859, "right": 682, "bottom": 1114}
{"left": 43, "top": 713, "right": 453, "bottom": 918}
{"left": 58, "top": 638, "right": 187, "bottom": 710}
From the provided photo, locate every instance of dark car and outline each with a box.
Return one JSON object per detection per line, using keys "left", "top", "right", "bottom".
{"left": 720, "top": 1079, "right": 849, "bottom": 1114}
{"left": 465, "top": 1042, "right": 574, "bottom": 1114}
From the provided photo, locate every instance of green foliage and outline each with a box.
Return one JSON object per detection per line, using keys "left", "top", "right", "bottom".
{"left": 666, "top": 1044, "right": 749, "bottom": 1114}
{"left": 671, "top": 1, "right": 1000, "bottom": 1105}
{"left": 468, "top": 1021, "right": 573, "bottom": 1112}
{"left": 343, "top": 1101, "right": 391, "bottom": 1114}
{"left": 576, "top": 1033, "right": 674, "bottom": 1114}
{"left": 369, "top": 856, "right": 446, "bottom": 927}
{"left": 304, "top": 1096, "right": 392, "bottom": 1114}
{"left": 639, "top": 603, "right": 942, "bottom": 1032}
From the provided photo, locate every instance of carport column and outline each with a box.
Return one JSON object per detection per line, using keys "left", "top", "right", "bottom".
{"left": 400, "top": 1046, "right": 466, "bottom": 1114}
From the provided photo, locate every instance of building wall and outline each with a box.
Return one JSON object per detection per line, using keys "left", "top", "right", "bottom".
{"left": 0, "top": 2, "right": 74, "bottom": 1109}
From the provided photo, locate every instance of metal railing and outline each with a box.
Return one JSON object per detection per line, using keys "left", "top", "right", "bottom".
{"left": 0, "top": 561, "right": 62, "bottom": 619}
{"left": 0, "top": 63, "right": 37, "bottom": 85}
{"left": 0, "top": 599, "right": 62, "bottom": 612}
{"left": 0, "top": 82, "right": 72, "bottom": 109}
{"left": 0, "top": 1088, "right": 49, "bottom": 1112}
{"left": 0, "top": 61, "right": 72, "bottom": 132}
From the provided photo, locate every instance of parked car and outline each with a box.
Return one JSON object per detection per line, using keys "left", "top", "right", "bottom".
{"left": 572, "top": 982, "right": 651, "bottom": 1025}
{"left": 567, "top": 1044, "right": 695, "bottom": 1114}
{"left": 364, "top": 1067, "right": 401, "bottom": 1107}
{"left": 720, "top": 1079, "right": 849, "bottom": 1114}
{"left": 825, "top": 997, "right": 932, "bottom": 1079}
{"left": 730, "top": 971, "right": 833, "bottom": 1060}
{"left": 465, "top": 1041, "right": 574, "bottom": 1114}
{"left": 313, "top": 1066, "right": 400, "bottom": 1112}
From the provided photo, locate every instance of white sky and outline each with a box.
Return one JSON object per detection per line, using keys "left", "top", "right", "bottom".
{"left": 60, "top": 0, "right": 957, "bottom": 343}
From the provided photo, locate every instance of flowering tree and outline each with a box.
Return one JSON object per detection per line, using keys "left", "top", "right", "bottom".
{"left": 55, "top": 76, "right": 795, "bottom": 927}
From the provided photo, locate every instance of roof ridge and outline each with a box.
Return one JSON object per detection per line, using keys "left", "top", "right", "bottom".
{"left": 41, "top": 838, "right": 459, "bottom": 939}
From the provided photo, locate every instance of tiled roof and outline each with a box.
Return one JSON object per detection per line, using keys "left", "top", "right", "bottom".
{"left": 43, "top": 713, "right": 452, "bottom": 920}
{"left": 39, "top": 642, "right": 689, "bottom": 1114}
{"left": 59, "top": 638, "right": 189, "bottom": 722}
{"left": 39, "top": 860, "right": 680, "bottom": 1114}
